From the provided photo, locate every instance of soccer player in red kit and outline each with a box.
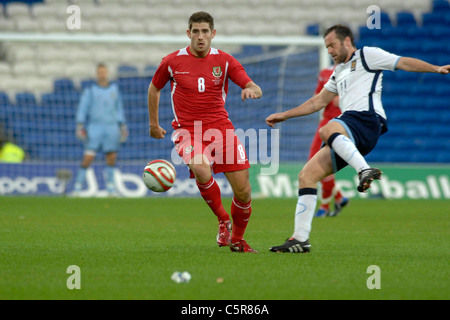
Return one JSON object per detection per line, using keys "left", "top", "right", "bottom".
{"left": 308, "top": 65, "right": 349, "bottom": 217}
{"left": 148, "top": 11, "right": 262, "bottom": 252}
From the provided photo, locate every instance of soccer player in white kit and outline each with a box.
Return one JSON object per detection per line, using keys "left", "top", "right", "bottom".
{"left": 266, "top": 25, "right": 450, "bottom": 253}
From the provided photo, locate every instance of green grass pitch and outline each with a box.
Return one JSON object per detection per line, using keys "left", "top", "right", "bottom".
{"left": 1, "top": 197, "right": 448, "bottom": 300}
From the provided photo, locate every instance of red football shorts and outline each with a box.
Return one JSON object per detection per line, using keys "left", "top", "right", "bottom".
{"left": 172, "top": 120, "right": 250, "bottom": 178}
{"left": 308, "top": 117, "right": 332, "bottom": 160}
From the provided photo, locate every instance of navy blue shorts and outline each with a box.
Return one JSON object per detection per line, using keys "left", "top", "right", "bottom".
{"left": 329, "top": 111, "right": 388, "bottom": 172}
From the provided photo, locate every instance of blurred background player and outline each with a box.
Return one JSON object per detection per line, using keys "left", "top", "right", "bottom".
{"left": 73, "top": 63, "right": 128, "bottom": 196}
{"left": 148, "top": 11, "right": 262, "bottom": 252}
{"left": 309, "top": 64, "right": 349, "bottom": 217}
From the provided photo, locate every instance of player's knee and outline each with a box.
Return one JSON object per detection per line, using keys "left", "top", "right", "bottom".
{"left": 298, "top": 169, "right": 315, "bottom": 187}
{"left": 191, "top": 163, "right": 212, "bottom": 184}
{"left": 298, "top": 170, "right": 306, "bottom": 185}
{"left": 318, "top": 126, "right": 330, "bottom": 143}
{"left": 234, "top": 183, "right": 251, "bottom": 203}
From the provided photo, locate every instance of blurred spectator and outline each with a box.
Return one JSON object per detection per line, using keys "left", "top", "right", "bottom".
{"left": 0, "top": 126, "right": 25, "bottom": 163}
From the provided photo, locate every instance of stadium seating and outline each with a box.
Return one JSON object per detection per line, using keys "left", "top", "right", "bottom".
{"left": 0, "top": 0, "right": 449, "bottom": 163}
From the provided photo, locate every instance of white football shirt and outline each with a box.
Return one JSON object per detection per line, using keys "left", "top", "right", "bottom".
{"left": 324, "top": 46, "right": 401, "bottom": 119}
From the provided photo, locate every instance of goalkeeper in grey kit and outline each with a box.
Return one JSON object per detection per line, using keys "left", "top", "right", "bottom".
{"left": 265, "top": 24, "right": 450, "bottom": 253}
{"left": 73, "top": 63, "right": 128, "bottom": 196}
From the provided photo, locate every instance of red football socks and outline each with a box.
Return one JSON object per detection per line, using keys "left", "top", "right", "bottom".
{"left": 230, "top": 197, "right": 252, "bottom": 243}
{"left": 196, "top": 177, "right": 230, "bottom": 223}
{"left": 320, "top": 175, "right": 335, "bottom": 210}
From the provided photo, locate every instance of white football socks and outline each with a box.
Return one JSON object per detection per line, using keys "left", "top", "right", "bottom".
{"left": 292, "top": 190, "right": 317, "bottom": 242}
{"left": 330, "top": 134, "right": 370, "bottom": 173}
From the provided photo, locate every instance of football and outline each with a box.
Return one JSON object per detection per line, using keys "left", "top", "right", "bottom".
{"left": 142, "top": 159, "right": 176, "bottom": 192}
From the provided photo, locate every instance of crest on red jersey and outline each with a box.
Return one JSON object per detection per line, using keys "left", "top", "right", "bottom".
{"left": 212, "top": 66, "right": 222, "bottom": 77}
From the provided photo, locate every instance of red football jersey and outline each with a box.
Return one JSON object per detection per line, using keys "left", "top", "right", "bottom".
{"left": 314, "top": 66, "right": 341, "bottom": 120}
{"left": 151, "top": 46, "right": 253, "bottom": 128}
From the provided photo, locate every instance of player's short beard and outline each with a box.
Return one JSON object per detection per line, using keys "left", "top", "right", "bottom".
{"left": 337, "top": 47, "right": 348, "bottom": 64}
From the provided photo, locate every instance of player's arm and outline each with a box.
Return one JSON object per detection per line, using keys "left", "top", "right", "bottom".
{"left": 396, "top": 57, "right": 450, "bottom": 74}
{"left": 114, "top": 89, "right": 128, "bottom": 142}
{"left": 266, "top": 88, "right": 336, "bottom": 127}
{"left": 241, "top": 81, "right": 262, "bottom": 101}
{"left": 75, "top": 88, "right": 90, "bottom": 140}
{"left": 148, "top": 82, "right": 166, "bottom": 139}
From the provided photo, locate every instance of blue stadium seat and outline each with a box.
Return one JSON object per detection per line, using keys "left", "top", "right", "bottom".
{"left": 379, "top": 12, "right": 392, "bottom": 27}
{"left": 358, "top": 26, "right": 383, "bottom": 42}
{"left": 420, "top": 73, "right": 449, "bottom": 85}
{"left": 388, "top": 109, "right": 415, "bottom": 124}
{"left": 396, "top": 12, "right": 417, "bottom": 28}
{"left": 436, "top": 151, "right": 450, "bottom": 163}
{"left": 415, "top": 137, "right": 444, "bottom": 151}
{"left": 422, "top": 12, "right": 446, "bottom": 28}
{"left": 395, "top": 40, "right": 417, "bottom": 56}
{"left": 41, "top": 92, "right": 80, "bottom": 108}
{"left": 370, "top": 37, "right": 397, "bottom": 53}
{"left": 404, "top": 126, "right": 432, "bottom": 139}
{"left": 429, "top": 26, "right": 450, "bottom": 41}
{"left": 394, "top": 70, "right": 421, "bottom": 84}
{"left": 421, "top": 41, "right": 442, "bottom": 54}
{"left": 383, "top": 81, "right": 411, "bottom": 95}
{"left": 397, "top": 96, "right": 425, "bottom": 110}
{"left": 118, "top": 65, "right": 139, "bottom": 77}
{"left": 433, "top": 83, "right": 449, "bottom": 95}
{"left": 15, "top": 92, "right": 37, "bottom": 106}
{"left": 411, "top": 152, "right": 438, "bottom": 163}
{"left": 431, "top": 124, "right": 450, "bottom": 137}
{"left": 118, "top": 77, "right": 149, "bottom": 94}
{"left": 383, "top": 150, "right": 410, "bottom": 163}
{"left": 0, "top": 91, "right": 11, "bottom": 105}
{"left": 143, "top": 65, "right": 157, "bottom": 76}
{"left": 306, "top": 24, "right": 319, "bottom": 36}
{"left": 80, "top": 79, "right": 96, "bottom": 91}
{"left": 414, "top": 110, "right": 445, "bottom": 125}
{"left": 409, "top": 83, "right": 435, "bottom": 98}
{"left": 432, "top": 0, "right": 450, "bottom": 12}
{"left": 405, "top": 26, "right": 429, "bottom": 41}
{"left": 382, "top": 95, "right": 401, "bottom": 109}
{"left": 241, "top": 45, "right": 264, "bottom": 56}
{"left": 54, "top": 78, "right": 77, "bottom": 93}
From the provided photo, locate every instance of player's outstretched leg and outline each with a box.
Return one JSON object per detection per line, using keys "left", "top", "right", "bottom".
{"left": 217, "top": 220, "right": 231, "bottom": 247}
{"left": 357, "top": 168, "right": 382, "bottom": 192}
{"left": 270, "top": 238, "right": 311, "bottom": 253}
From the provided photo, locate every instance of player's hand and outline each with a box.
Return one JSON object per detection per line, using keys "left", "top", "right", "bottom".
{"left": 120, "top": 124, "right": 128, "bottom": 143}
{"left": 265, "top": 113, "right": 287, "bottom": 128}
{"left": 75, "top": 124, "right": 86, "bottom": 141}
{"left": 150, "top": 125, "right": 166, "bottom": 139}
{"left": 437, "top": 65, "right": 450, "bottom": 74}
{"left": 241, "top": 84, "right": 262, "bottom": 101}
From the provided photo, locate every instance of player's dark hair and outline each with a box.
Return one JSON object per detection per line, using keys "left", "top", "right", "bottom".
{"left": 324, "top": 24, "right": 355, "bottom": 47}
{"left": 188, "top": 11, "right": 214, "bottom": 31}
{"left": 97, "top": 63, "right": 107, "bottom": 69}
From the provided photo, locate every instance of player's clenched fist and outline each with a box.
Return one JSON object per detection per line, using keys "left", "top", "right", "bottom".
{"left": 150, "top": 125, "right": 166, "bottom": 139}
